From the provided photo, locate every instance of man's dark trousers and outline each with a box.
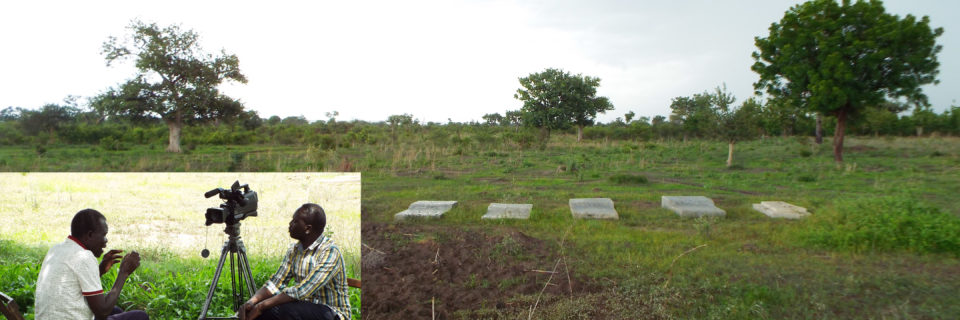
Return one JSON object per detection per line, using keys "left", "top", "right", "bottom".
{"left": 255, "top": 301, "right": 339, "bottom": 320}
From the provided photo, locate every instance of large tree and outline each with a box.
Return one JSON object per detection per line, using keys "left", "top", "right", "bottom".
{"left": 514, "top": 68, "right": 613, "bottom": 142}
{"left": 753, "top": 0, "right": 942, "bottom": 162}
{"left": 101, "top": 20, "right": 247, "bottom": 152}
{"left": 668, "top": 90, "right": 720, "bottom": 140}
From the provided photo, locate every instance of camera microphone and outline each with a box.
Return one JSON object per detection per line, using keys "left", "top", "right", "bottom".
{"left": 204, "top": 189, "right": 221, "bottom": 198}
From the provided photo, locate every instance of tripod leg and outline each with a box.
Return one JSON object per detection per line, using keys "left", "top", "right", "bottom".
{"left": 198, "top": 243, "right": 230, "bottom": 320}
{"left": 236, "top": 245, "right": 257, "bottom": 296}
{"left": 230, "top": 251, "right": 240, "bottom": 312}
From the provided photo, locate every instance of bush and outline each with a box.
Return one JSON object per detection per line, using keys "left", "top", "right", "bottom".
{"left": 472, "top": 130, "right": 497, "bottom": 147}
{"left": 609, "top": 174, "right": 649, "bottom": 184}
{"left": 504, "top": 129, "right": 537, "bottom": 150}
{"left": 0, "top": 122, "right": 26, "bottom": 145}
{"left": 99, "top": 136, "right": 131, "bottom": 151}
{"left": 800, "top": 196, "right": 960, "bottom": 255}
{"left": 317, "top": 135, "right": 337, "bottom": 150}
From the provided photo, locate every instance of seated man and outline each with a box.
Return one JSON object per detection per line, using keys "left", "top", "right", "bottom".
{"left": 35, "top": 209, "right": 148, "bottom": 320}
{"left": 240, "top": 203, "right": 351, "bottom": 320}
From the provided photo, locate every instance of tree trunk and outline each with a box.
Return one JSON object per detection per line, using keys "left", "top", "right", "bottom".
{"left": 815, "top": 113, "right": 823, "bottom": 144}
{"left": 833, "top": 109, "right": 847, "bottom": 163}
{"left": 577, "top": 125, "right": 584, "bottom": 142}
{"left": 726, "top": 141, "right": 735, "bottom": 167}
{"left": 916, "top": 126, "right": 924, "bottom": 137}
{"left": 165, "top": 112, "right": 183, "bottom": 153}
{"left": 538, "top": 127, "right": 550, "bottom": 150}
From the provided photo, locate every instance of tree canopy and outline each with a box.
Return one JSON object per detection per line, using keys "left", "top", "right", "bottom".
{"left": 514, "top": 68, "right": 614, "bottom": 142}
{"left": 752, "top": 0, "right": 942, "bottom": 162}
{"left": 100, "top": 20, "right": 248, "bottom": 152}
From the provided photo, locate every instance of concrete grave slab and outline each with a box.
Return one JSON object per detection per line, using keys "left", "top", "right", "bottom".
{"left": 661, "top": 196, "right": 726, "bottom": 217}
{"left": 482, "top": 203, "right": 533, "bottom": 219}
{"left": 394, "top": 201, "right": 458, "bottom": 220}
{"left": 569, "top": 198, "right": 619, "bottom": 220}
{"left": 753, "top": 201, "right": 810, "bottom": 219}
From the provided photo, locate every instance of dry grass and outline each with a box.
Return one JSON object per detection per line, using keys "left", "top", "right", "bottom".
{"left": 0, "top": 173, "right": 360, "bottom": 264}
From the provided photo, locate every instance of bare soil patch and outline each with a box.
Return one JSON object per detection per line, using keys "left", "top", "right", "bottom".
{"left": 362, "top": 222, "right": 599, "bottom": 318}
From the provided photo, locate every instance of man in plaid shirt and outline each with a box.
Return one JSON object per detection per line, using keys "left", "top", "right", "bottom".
{"left": 240, "top": 203, "right": 351, "bottom": 320}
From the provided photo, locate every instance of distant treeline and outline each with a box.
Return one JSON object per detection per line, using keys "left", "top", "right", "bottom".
{"left": 1, "top": 103, "right": 958, "bottom": 150}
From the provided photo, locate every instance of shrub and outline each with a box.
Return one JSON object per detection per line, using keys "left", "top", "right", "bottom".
{"left": 318, "top": 135, "right": 337, "bottom": 150}
{"left": 99, "top": 136, "right": 131, "bottom": 151}
{"left": 800, "top": 196, "right": 960, "bottom": 255}
{"left": 472, "top": 130, "right": 497, "bottom": 147}
{"left": 609, "top": 174, "right": 649, "bottom": 184}
{"left": 504, "top": 129, "right": 537, "bottom": 150}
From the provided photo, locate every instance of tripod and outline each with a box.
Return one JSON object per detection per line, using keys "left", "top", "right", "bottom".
{"left": 198, "top": 222, "right": 256, "bottom": 320}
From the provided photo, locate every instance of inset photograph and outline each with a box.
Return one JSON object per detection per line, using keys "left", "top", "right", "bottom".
{"left": 0, "top": 172, "right": 360, "bottom": 319}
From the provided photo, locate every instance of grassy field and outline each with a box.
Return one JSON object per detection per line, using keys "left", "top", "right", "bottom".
{"left": 0, "top": 173, "right": 361, "bottom": 319}
{"left": 1, "top": 135, "right": 958, "bottom": 319}
{"left": 0, "top": 144, "right": 349, "bottom": 172}
{"left": 358, "top": 135, "right": 960, "bottom": 319}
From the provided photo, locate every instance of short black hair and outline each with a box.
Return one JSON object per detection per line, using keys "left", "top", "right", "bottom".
{"left": 71, "top": 209, "right": 106, "bottom": 237}
{"left": 296, "top": 203, "right": 326, "bottom": 234}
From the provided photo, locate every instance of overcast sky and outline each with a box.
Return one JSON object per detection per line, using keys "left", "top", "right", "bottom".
{"left": 1, "top": 0, "right": 957, "bottom": 123}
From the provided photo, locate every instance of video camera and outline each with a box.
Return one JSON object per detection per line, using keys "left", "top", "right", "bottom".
{"left": 204, "top": 181, "right": 258, "bottom": 226}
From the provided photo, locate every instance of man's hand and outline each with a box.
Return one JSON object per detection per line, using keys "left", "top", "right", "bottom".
{"left": 239, "top": 301, "right": 262, "bottom": 320}
{"left": 240, "top": 287, "right": 275, "bottom": 320}
{"left": 119, "top": 251, "right": 140, "bottom": 276}
{"left": 99, "top": 249, "right": 123, "bottom": 276}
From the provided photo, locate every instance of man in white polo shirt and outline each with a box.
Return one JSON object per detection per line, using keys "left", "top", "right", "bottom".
{"left": 35, "top": 209, "right": 149, "bottom": 320}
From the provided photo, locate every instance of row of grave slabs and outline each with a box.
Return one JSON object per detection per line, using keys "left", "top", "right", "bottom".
{"left": 393, "top": 197, "right": 810, "bottom": 221}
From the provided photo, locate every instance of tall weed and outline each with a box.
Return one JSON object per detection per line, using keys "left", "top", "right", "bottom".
{"left": 800, "top": 196, "right": 960, "bottom": 255}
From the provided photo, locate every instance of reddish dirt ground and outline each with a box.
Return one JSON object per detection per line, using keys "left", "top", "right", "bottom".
{"left": 361, "top": 222, "right": 599, "bottom": 319}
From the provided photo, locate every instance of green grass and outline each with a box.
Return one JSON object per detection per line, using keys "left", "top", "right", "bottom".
{"left": 608, "top": 173, "right": 649, "bottom": 184}
{"left": 0, "top": 144, "right": 352, "bottom": 172}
